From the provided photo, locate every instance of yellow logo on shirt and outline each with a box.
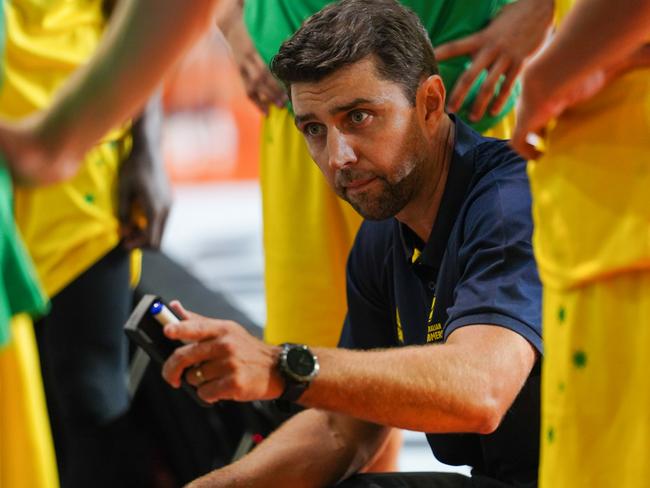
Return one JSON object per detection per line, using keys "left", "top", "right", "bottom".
{"left": 395, "top": 308, "right": 405, "bottom": 344}
{"left": 426, "top": 296, "right": 443, "bottom": 343}
{"left": 427, "top": 322, "right": 443, "bottom": 343}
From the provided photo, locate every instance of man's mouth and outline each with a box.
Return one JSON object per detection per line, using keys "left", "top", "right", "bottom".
{"left": 344, "top": 177, "right": 376, "bottom": 191}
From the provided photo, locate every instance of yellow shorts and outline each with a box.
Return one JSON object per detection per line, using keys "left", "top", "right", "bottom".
{"left": 540, "top": 272, "right": 650, "bottom": 488}
{"left": 260, "top": 106, "right": 361, "bottom": 347}
{"left": 260, "top": 106, "right": 515, "bottom": 347}
{"left": 0, "top": 314, "right": 58, "bottom": 488}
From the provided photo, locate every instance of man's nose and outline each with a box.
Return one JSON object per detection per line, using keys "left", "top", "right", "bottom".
{"left": 327, "top": 129, "right": 357, "bottom": 170}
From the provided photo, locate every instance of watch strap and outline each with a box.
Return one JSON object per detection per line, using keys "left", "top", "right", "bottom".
{"left": 278, "top": 381, "right": 308, "bottom": 402}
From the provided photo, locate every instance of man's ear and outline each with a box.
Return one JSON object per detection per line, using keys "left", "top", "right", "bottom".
{"left": 416, "top": 75, "right": 446, "bottom": 129}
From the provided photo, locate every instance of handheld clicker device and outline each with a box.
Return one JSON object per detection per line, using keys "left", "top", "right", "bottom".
{"left": 124, "top": 294, "right": 209, "bottom": 407}
{"left": 149, "top": 300, "right": 179, "bottom": 326}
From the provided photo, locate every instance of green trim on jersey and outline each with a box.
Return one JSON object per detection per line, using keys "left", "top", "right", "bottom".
{"left": 0, "top": 4, "right": 48, "bottom": 344}
{"left": 0, "top": 160, "right": 49, "bottom": 346}
{"left": 244, "top": 0, "right": 519, "bottom": 132}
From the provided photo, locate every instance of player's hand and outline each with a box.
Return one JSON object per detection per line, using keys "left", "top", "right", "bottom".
{"left": 161, "top": 301, "right": 284, "bottom": 403}
{"left": 218, "top": 2, "right": 287, "bottom": 114}
{"left": 0, "top": 114, "right": 79, "bottom": 185}
{"left": 512, "top": 44, "right": 650, "bottom": 160}
{"left": 435, "top": 0, "right": 553, "bottom": 121}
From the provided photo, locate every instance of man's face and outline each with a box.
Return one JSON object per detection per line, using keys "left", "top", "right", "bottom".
{"left": 291, "top": 57, "right": 430, "bottom": 220}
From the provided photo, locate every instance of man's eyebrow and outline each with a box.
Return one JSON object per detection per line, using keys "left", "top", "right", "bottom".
{"left": 329, "top": 98, "right": 374, "bottom": 115}
{"left": 294, "top": 113, "right": 316, "bottom": 127}
{"left": 294, "top": 98, "right": 376, "bottom": 127}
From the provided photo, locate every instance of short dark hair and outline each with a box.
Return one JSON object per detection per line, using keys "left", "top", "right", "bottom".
{"left": 270, "top": 0, "right": 438, "bottom": 105}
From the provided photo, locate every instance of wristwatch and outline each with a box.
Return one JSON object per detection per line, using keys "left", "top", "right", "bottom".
{"left": 277, "top": 343, "right": 319, "bottom": 402}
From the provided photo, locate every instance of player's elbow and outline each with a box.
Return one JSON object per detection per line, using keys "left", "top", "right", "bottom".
{"left": 466, "top": 386, "right": 513, "bottom": 434}
{"left": 471, "top": 404, "right": 504, "bottom": 435}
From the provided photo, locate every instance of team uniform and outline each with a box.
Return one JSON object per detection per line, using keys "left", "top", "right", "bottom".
{"left": 0, "top": 1, "right": 143, "bottom": 485}
{"left": 529, "top": 1, "right": 650, "bottom": 486}
{"left": 244, "top": 0, "right": 519, "bottom": 348}
{"left": 0, "top": 7, "right": 57, "bottom": 486}
{"left": 339, "top": 118, "right": 542, "bottom": 487}
{"left": 0, "top": 165, "right": 58, "bottom": 488}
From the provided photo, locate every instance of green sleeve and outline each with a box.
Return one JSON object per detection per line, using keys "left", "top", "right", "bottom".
{"left": 0, "top": 163, "right": 49, "bottom": 346}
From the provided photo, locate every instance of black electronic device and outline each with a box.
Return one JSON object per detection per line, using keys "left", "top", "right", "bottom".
{"left": 124, "top": 294, "right": 210, "bottom": 407}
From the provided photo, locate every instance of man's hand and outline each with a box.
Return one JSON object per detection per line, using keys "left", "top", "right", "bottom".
{"left": 161, "top": 301, "right": 284, "bottom": 403}
{"left": 435, "top": 0, "right": 553, "bottom": 121}
{"left": 0, "top": 115, "right": 80, "bottom": 185}
{"left": 118, "top": 92, "right": 171, "bottom": 249}
{"left": 217, "top": 0, "right": 287, "bottom": 114}
{"left": 512, "top": 43, "right": 650, "bottom": 160}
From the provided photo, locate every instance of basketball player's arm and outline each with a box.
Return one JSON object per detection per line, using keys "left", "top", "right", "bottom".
{"left": 512, "top": 0, "right": 650, "bottom": 159}
{"left": 186, "top": 409, "right": 391, "bottom": 488}
{"left": 215, "top": 0, "right": 287, "bottom": 113}
{"left": 0, "top": 0, "right": 221, "bottom": 184}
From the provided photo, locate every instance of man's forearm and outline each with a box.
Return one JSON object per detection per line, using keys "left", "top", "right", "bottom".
{"left": 188, "top": 409, "right": 388, "bottom": 488}
{"left": 528, "top": 0, "right": 650, "bottom": 94}
{"left": 162, "top": 317, "right": 535, "bottom": 438}
{"left": 302, "top": 326, "right": 535, "bottom": 434}
{"left": 36, "top": 0, "right": 218, "bottom": 171}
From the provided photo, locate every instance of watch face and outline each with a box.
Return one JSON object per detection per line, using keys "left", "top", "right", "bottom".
{"left": 286, "top": 347, "right": 316, "bottom": 378}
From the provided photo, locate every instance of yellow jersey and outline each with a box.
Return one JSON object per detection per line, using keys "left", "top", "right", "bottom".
{"left": 528, "top": 0, "right": 650, "bottom": 290}
{"left": 0, "top": 0, "right": 131, "bottom": 297}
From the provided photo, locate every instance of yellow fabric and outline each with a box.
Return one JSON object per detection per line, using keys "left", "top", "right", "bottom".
{"left": 528, "top": 69, "right": 650, "bottom": 291}
{"left": 129, "top": 248, "right": 142, "bottom": 289}
{"left": 540, "top": 273, "right": 650, "bottom": 488}
{"left": 0, "top": 314, "right": 59, "bottom": 488}
{"left": 261, "top": 105, "right": 361, "bottom": 347}
{"left": 260, "top": 106, "right": 515, "bottom": 347}
{"left": 0, "top": 0, "right": 132, "bottom": 297}
{"left": 481, "top": 108, "right": 515, "bottom": 140}
{"left": 531, "top": 2, "right": 650, "bottom": 487}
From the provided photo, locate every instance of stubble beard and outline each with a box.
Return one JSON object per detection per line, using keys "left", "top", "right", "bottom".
{"left": 337, "top": 153, "right": 423, "bottom": 220}
{"left": 337, "top": 124, "right": 426, "bottom": 221}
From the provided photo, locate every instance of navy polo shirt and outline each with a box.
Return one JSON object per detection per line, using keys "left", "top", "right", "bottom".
{"left": 339, "top": 118, "right": 542, "bottom": 486}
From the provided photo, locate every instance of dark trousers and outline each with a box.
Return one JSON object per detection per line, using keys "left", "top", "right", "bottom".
{"left": 336, "top": 472, "right": 516, "bottom": 488}
{"left": 336, "top": 472, "right": 472, "bottom": 487}
{"left": 35, "top": 246, "right": 150, "bottom": 488}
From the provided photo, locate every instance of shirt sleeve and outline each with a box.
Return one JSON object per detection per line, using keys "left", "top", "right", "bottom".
{"left": 338, "top": 221, "right": 396, "bottom": 350}
{"left": 444, "top": 161, "right": 543, "bottom": 353}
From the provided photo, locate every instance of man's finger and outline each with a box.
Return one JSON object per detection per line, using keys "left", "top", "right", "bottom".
{"left": 470, "top": 57, "right": 511, "bottom": 121}
{"left": 162, "top": 342, "right": 202, "bottom": 387}
{"left": 511, "top": 138, "right": 542, "bottom": 161}
{"left": 164, "top": 317, "right": 231, "bottom": 343}
{"left": 196, "top": 376, "right": 232, "bottom": 403}
{"left": 510, "top": 115, "right": 542, "bottom": 160}
{"left": 168, "top": 300, "right": 200, "bottom": 321}
{"left": 258, "top": 77, "right": 288, "bottom": 108}
{"left": 489, "top": 65, "right": 519, "bottom": 116}
{"left": 434, "top": 34, "right": 481, "bottom": 61}
{"left": 184, "top": 358, "right": 227, "bottom": 387}
{"left": 448, "top": 47, "right": 496, "bottom": 113}
{"left": 162, "top": 338, "right": 228, "bottom": 387}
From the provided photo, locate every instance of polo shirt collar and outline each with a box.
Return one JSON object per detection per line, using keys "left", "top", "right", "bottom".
{"left": 399, "top": 115, "right": 481, "bottom": 273}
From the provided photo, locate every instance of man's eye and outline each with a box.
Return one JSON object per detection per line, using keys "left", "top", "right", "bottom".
{"left": 305, "top": 124, "right": 325, "bottom": 137}
{"left": 350, "top": 110, "right": 369, "bottom": 124}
